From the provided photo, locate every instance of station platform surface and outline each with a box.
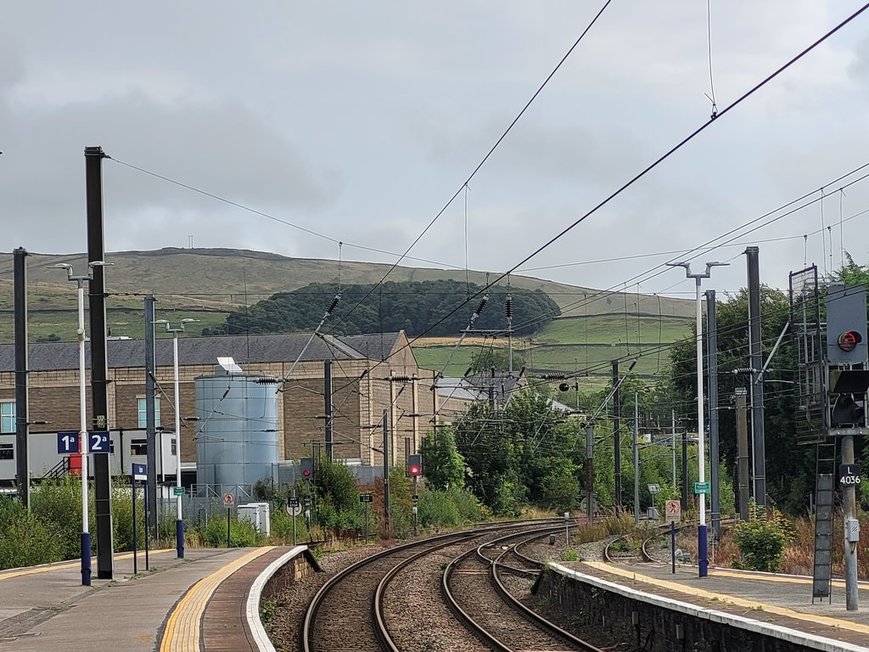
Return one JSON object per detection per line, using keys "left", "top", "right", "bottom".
{"left": 0, "top": 546, "right": 286, "bottom": 652}
{"left": 566, "top": 560, "right": 869, "bottom": 650}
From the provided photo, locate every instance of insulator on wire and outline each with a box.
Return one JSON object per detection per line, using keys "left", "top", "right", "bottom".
{"left": 505, "top": 294, "right": 513, "bottom": 319}
{"left": 472, "top": 295, "right": 489, "bottom": 321}
{"left": 325, "top": 293, "right": 341, "bottom": 316}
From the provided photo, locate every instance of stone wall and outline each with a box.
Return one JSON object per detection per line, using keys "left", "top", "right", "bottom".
{"left": 537, "top": 567, "right": 820, "bottom": 652}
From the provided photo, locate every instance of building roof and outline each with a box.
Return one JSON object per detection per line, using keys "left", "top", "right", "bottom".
{"left": 0, "top": 332, "right": 405, "bottom": 372}
{"left": 341, "top": 332, "right": 401, "bottom": 361}
{"left": 437, "top": 371, "right": 525, "bottom": 404}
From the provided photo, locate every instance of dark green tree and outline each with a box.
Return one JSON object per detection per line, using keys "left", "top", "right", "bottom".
{"left": 419, "top": 427, "right": 465, "bottom": 491}
{"left": 205, "top": 280, "right": 559, "bottom": 337}
{"left": 667, "top": 286, "right": 812, "bottom": 513}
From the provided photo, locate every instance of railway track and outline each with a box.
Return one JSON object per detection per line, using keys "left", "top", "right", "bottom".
{"left": 442, "top": 526, "right": 605, "bottom": 651}
{"left": 302, "top": 519, "right": 607, "bottom": 652}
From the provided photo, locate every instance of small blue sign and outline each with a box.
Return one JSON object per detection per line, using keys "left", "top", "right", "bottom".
{"left": 57, "top": 432, "right": 80, "bottom": 454}
{"left": 89, "top": 431, "right": 110, "bottom": 453}
{"left": 132, "top": 463, "right": 147, "bottom": 481}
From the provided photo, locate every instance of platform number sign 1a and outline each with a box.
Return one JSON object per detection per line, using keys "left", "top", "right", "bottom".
{"left": 57, "top": 432, "right": 80, "bottom": 454}
{"left": 839, "top": 463, "right": 862, "bottom": 487}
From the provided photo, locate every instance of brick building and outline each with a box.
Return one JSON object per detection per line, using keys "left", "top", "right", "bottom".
{"left": 0, "top": 331, "right": 473, "bottom": 481}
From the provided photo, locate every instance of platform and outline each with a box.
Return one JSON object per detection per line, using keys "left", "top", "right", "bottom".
{"left": 0, "top": 546, "right": 293, "bottom": 652}
{"left": 553, "top": 560, "right": 869, "bottom": 651}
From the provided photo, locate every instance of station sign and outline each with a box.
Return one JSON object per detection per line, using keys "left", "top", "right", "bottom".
{"left": 132, "top": 463, "right": 147, "bottom": 481}
{"left": 693, "top": 482, "right": 710, "bottom": 495}
{"left": 173, "top": 486, "right": 186, "bottom": 497}
{"left": 57, "top": 432, "right": 80, "bottom": 454}
{"left": 88, "top": 431, "right": 110, "bottom": 453}
{"left": 360, "top": 493, "right": 373, "bottom": 503}
{"left": 839, "top": 463, "right": 862, "bottom": 487}
{"left": 665, "top": 500, "right": 681, "bottom": 523}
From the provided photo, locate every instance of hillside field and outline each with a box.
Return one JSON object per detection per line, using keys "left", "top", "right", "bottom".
{"left": 0, "top": 249, "right": 692, "bottom": 383}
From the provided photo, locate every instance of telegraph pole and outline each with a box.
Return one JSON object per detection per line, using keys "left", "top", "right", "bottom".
{"left": 746, "top": 247, "right": 766, "bottom": 509}
{"left": 324, "top": 359, "right": 333, "bottom": 462}
{"left": 735, "top": 388, "right": 750, "bottom": 521}
{"left": 671, "top": 410, "right": 676, "bottom": 488}
{"left": 706, "top": 289, "right": 720, "bottom": 541}
{"left": 13, "top": 248, "right": 29, "bottom": 509}
{"left": 633, "top": 393, "right": 640, "bottom": 524}
{"left": 681, "top": 431, "right": 688, "bottom": 509}
{"left": 585, "top": 421, "right": 594, "bottom": 525}
{"left": 144, "top": 295, "right": 158, "bottom": 536}
{"left": 612, "top": 360, "right": 622, "bottom": 509}
{"left": 85, "top": 146, "right": 114, "bottom": 580}
{"left": 382, "top": 409, "right": 391, "bottom": 538}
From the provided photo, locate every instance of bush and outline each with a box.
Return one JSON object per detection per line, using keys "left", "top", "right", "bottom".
{"left": 30, "top": 478, "right": 85, "bottom": 560}
{"left": 270, "top": 509, "right": 310, "bottom": 544}
{"left": 418, "top": 488, "right": 486, "bottom": 529}
{"left": 197, "top": 515, "right": 260, "bottom": 548}
{"left": 732, "top": 508, "right": 792, "bottom": 572}
{"left": 0, "top": 498, "right": 64, "bottom": 569}
{"left": 112, "top": 483, "right": 147, "bottom": 552}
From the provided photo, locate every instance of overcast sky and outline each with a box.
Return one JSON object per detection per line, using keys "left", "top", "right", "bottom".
{"left": 4, "top": 1, "right": 869, "bottom": 298}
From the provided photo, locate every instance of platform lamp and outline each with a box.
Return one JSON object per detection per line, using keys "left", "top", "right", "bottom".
{"left": 54, "top": 260, "right": 109, "bottom": 587}
{"left": 154, "top": 318, "right": 198, "bottom": 559}
{"left": 667, "top": 261, "right": 728, "bottom": 578}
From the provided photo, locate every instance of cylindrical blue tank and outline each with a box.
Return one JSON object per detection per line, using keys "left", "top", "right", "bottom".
{"left": 195, "top": 361, "right": 279, "bottom": 487}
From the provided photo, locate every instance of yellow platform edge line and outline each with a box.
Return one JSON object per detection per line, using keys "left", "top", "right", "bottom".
{"left": 160, "top": 547, "right": 275, "bottom": 652}
{"left": 583, "top": 561, "right": 869, "bottom": 637}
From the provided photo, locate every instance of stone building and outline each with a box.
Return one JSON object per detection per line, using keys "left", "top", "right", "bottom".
{"left": 0, "top": 331, "right": 473, "bottom": 481}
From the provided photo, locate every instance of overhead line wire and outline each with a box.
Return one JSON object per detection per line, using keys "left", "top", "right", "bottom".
{"left": 107, "top": 157, "right": 464, "bottom": 272}
{"left": 327, "top": 0, "right": 615, "bottom": 332}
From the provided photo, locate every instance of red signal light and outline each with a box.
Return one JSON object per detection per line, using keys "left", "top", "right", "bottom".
{"left": 838, "top": 331, "right": 862, "bottom": 352}
{"left": 406, "top": 454, "right": 422, "bottom": 477}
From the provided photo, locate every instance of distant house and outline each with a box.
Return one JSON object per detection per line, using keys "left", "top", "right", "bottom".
{"left": 436, "top": 370, "right": 527, "bottom": 422}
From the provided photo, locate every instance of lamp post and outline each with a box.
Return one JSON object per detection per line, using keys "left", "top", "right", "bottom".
{"left": 54, "top": 261, "right": 108, "bottom": 587}
{"left": 667, "top": 261, "right": 728, "bottom": 578}
{"left": 154, "top": 318, "right": 198, "bottom": 559}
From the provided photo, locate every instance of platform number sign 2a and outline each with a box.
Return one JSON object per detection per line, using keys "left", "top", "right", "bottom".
{"left": 89, "top": 431, "right": 110, "bottom": 453}
{"left": 839, "top": 464, "right": 862, "bottom": 487}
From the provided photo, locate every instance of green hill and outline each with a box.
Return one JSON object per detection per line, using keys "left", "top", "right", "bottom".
{"left": 0, "top": 248, "right": 693, "bottom": 383}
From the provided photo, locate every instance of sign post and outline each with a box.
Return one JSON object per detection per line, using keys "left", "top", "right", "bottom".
{"left": 647, "top": 484, "right": 661, "bottom": 519}
{"left": 132, "top": 463, "right": 148, "bottom": 571}
{"left": 665, "top": 499, "right": 681, "bottom": 575}
{"left": 288, "top": 492, "right": 301, "bottom": 545}
{"left": 223, "top": 492, "right": 235, "bottom": 547}
{"left": 360, "top": 493, "right": 373, "bottom": 540}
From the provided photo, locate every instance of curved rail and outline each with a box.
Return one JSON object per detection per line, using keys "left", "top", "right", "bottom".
{"left": 489, "top": 543, "right": 605, "bottom": 651}
{"left": 302, "top": 529, "right": 476, "bottom": 652}
{"left": 302, "top": 519, "right": 566, "bottom": 652}
{"left": 443, "top": 527, "right": 604, "bottom": 651}
{"left": 373, "top": 536, "right": 473, "bottom": 651}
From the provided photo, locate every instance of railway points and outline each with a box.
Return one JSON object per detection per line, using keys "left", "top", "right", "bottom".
{"left": 547, "top": 559, "right": 869, "bottom": 651}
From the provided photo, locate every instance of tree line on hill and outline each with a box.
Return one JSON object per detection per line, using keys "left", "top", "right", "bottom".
{"left": 203, "top": 280, "right": 560, "bottom": 337}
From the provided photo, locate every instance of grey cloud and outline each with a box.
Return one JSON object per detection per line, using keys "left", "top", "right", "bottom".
{"left": 0, "top": 92, "right": 338, "bottom": 252}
